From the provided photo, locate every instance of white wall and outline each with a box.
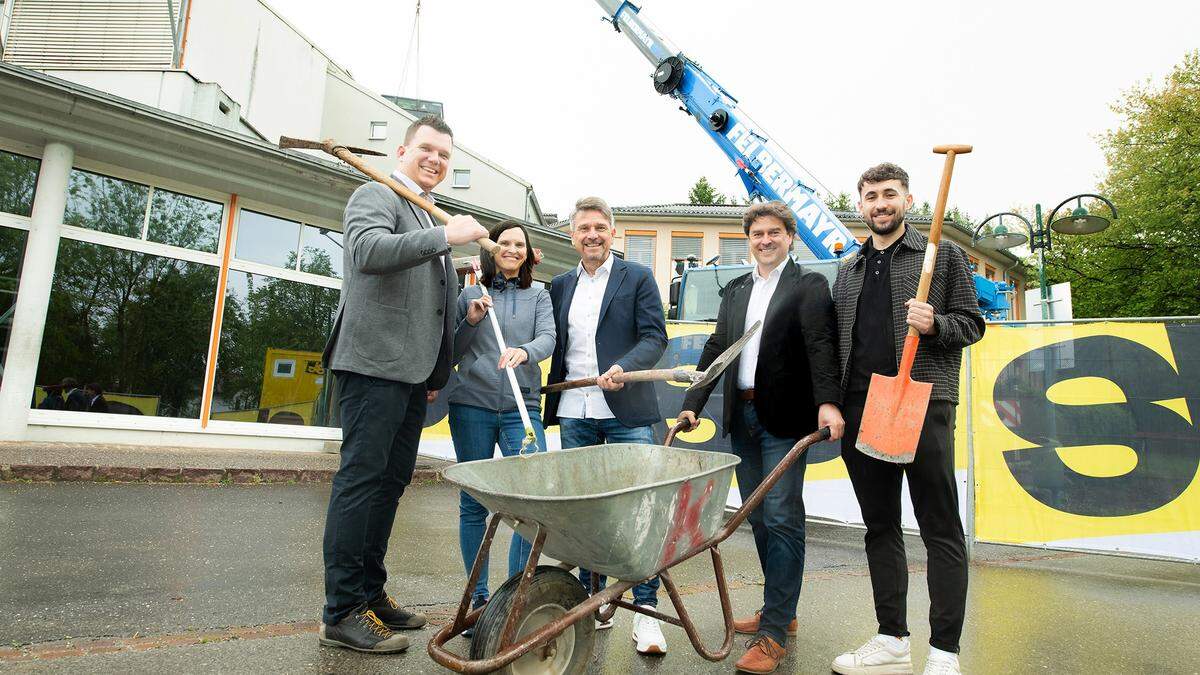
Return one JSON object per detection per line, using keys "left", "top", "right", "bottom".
{"left": 320, "top": 71, "right": 532, "bottom": 220}
{"left": 182, "top": 0, "right": 328, "bottom": 143}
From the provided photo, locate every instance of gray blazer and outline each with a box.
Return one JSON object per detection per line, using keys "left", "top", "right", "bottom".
{"left": 322, "top": 181, "right": 457, "bottom": 388}
{"left": 449, "top": 282, "right": 555, "bottom": 412}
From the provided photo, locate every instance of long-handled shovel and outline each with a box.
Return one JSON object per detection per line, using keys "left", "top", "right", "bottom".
{"left": 470, "top": 260, "right": 540, "bottom": 455}
{"left": 277, "top": 136, "right": 499, "bottom": 256}
{"left": 540, "top": 320, "right": 761, "bottom": 395}
{"left": 855, "top": 144, "right": 972, "bottom": 464}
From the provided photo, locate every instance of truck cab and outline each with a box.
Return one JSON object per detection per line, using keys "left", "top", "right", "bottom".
{"left": 667, "top": 256, "right": 842, "bottom": 322}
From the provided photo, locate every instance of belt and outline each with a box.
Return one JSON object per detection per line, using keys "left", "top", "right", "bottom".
{"left": 738, "top": 388, "right": 755, "bottom": 401}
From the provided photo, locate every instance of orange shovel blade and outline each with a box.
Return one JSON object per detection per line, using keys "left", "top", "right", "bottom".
{"left": 855, "top": 372, "right": 933, "bottom": 464}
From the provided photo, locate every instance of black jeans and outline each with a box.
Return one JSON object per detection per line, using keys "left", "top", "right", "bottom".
{"left": 322, "top": 370, "right": 426, "bottom": 625}
{"left": 841, "top": 395, "right": 967, "bottom": 653}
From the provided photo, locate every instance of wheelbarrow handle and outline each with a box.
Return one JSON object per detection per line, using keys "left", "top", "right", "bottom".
{"left": 716, "top": 426, "right": 831, "bottom": 542}
{"left": 663, "top": 419, "right": 691, "bottom": 446}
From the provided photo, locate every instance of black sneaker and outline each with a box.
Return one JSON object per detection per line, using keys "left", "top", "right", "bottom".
{"left": 319, "top": 605, "right": 410, "bottom": 654}
{"left": 367, "top": 594, "right": 428, "bottom": 631}
{"left": 462, "top": 596, "right": 488, "bottom": 639}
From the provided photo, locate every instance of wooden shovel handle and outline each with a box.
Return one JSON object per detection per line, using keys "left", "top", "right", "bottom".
{"left": 281, "top": 136, "right": 498, "bottom": 255}
{"left": 541, "top": 369, "right": 697, "bottom": 394}
{"left": 912, "top": 142, "right": 969, "bottom": 333}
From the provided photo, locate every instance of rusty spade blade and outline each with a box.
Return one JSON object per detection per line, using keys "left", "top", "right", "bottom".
{"left": 278, "top": 136, "right": 385, "bottom": 157}
{"left": 685, "top": 320, "right": 761, "bottom": 393}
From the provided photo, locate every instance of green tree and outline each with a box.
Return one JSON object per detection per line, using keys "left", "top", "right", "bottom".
{"left": 1041, "top": 50, "right": 1200, "bottom": 317}
{"left": 688, "top": 176, "right": 727, "bottom": 205}
{"left": 823, "top": 191, "right": 853, "bottom": 211}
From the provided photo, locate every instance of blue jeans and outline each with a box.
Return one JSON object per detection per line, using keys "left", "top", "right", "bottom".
{"left": 730, "top": 400, "right": 808, "bottom": 647}
{"left": 448, "top": 403, "right": 548, "bottom": 602}
{"left": 558, "top": 416, "right": 661, "bottom": 608}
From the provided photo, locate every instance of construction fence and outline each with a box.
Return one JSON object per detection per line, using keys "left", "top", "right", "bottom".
{"left": 416, "top": 318, "right": 1200, "bottom": 563}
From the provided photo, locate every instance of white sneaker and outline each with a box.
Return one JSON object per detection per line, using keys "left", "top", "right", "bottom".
{"left": 595, "top": 603, "right": 613, "bottom": 630}
{"left": 631, "top": 605, "right": 667, "bottom": 655}
{"left": 922, "top": 648, "right": 961, "bottom": 674}
{"left": 832, "top": 634, "right": 913, "bottom": 674}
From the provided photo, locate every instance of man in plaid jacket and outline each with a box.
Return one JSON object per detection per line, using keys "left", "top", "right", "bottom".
{"left": 830, "top": 163, "right": 985, "bottom": 675}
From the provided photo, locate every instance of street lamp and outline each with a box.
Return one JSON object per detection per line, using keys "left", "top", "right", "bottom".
{"left": 972, "top": 194, "right": 1118, "bottom": 320}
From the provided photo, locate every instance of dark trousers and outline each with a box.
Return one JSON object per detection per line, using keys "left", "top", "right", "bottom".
{"left": 841, "top": 395, "right": 967, "bottom": 653}
{"left": 322, "top": 370, "right": 426, "bottom": 625}
{"left": 730, "top": 400, "right": 808, "bottom": 647}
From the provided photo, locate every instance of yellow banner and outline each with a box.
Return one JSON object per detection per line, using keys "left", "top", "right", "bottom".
{"left": 971, "top": 322, "right": 1200, "bottom": 550}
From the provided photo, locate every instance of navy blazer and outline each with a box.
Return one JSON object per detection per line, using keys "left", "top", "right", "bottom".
{"left": 543, "top": 256, "right": 668, "bottom": 429}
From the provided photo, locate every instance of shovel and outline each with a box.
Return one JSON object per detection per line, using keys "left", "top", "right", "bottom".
{"left": 540, "top": 320, "right": 761, "bottom": 394}
{"left": 855, "top": 144, "right": 972, "bottom": 464}
{"left": 278, "top": 136, "right": 499, "bottom": 256}
{"left": 469, "top": 260, "right": 540, "bottom": 455}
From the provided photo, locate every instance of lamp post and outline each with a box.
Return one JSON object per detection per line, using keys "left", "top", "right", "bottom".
{"left": 973, "top": 193, "right": 1118, "bottom": 320}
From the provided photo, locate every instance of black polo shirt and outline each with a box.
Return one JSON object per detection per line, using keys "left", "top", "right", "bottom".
{"left": 847, "top": 237, "right": 901, "bottom": 395}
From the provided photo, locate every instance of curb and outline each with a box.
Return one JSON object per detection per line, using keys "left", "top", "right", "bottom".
{"left": 0, "top": 464, "right": 442, "bottom": 485}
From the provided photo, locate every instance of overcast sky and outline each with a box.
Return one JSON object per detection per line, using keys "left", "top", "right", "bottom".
{"left": 272, "top": 0, "right": 1196, "bottom": 225}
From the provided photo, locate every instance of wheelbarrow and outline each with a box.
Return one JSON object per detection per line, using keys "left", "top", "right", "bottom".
{"left": 427, "top": 422, "right": 831, "bottom": 674}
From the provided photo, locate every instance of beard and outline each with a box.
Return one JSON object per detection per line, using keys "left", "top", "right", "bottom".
{"left": 867, "top": 206, "right": 906, "bottom": 236}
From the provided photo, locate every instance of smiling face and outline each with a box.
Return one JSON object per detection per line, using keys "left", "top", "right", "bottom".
{"left": 746, "top": 215, "right": 795, "bottom": 270}
{"left": 570, "top": 209, "right": 614, "bottom": 267}
{"left": 396, "top": 124, "right": 453, "bottom": 192}
{"left": 858, "top": 178, "right": 914, "bottom": 237}
{"left": 494, "top": 226, "right": 528, "bottom": 277}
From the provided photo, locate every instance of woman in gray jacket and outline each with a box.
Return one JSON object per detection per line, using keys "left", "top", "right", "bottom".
{"left": 449, "top": 220, "right": 555, "bottom": 613}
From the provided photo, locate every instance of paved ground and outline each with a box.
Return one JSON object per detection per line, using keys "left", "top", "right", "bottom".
{"left": 2, "top": 480, "right": 1197, "bottom": 673}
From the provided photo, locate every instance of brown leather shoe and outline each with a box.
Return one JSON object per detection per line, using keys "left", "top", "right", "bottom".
{"left": 732, "top": 610, "right": 798, "bottom": 636}
{"left": 735, "top": 635, "right": 787, "bottom": 674}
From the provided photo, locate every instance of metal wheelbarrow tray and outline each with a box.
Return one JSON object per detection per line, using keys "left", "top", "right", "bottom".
{"left": 428, "top": 425, "right": 831, "bottom": 674}
{"left": 444, "top": 442, "right": 739, "bottom": 582}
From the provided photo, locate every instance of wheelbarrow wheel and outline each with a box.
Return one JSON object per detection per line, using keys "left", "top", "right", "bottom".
{"left": 470, "top": 566, "right": 594, "bottom": 675}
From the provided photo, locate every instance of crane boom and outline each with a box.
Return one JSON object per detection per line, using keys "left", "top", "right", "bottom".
{"left": 594, "top": 0, "right": 861, "bottom": 259}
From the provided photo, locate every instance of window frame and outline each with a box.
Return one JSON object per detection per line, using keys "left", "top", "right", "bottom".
{"left": 622, "top": 229, "right": 656, "bottom": 273}
{"left": 452, "top": 168, "right": 471, "bottom": 189}
{"left": 369, "top": 121, "right": 388, "bottom": 141}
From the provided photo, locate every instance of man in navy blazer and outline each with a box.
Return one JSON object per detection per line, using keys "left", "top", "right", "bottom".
{"left": 544, "top": 196, "right": 669, "bottom": 655}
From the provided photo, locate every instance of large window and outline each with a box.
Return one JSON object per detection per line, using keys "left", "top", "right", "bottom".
{"left": 719, "top": 235, "right": 749, "bottom": 266}
{"left": 235, "top": 209, "right": 342, "bottom": 279}
{"left": 64, "top": 168, "right": 223, "bottom": 253}
{"left": 35, "top": 239, "right": 219, "bottom": 417}
{"left": 0, "top": 227, "right": 28, "bottom": 389}
{"left": 0, "top": 150, "right": 39, "bottom": 216}
{"left": 212, "top": 271, "right": 339, "bottom": 426}
{"left": 0, "top": 149, "right": 38, "bottom": 388}
{"left": 624, "top": 233, "right": 655, "bottom": 270}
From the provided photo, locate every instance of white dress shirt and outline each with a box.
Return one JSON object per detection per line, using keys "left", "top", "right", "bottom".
{"left": 558, "top": 254, "right": 616, "bottom": 419}
{"left": 737, "top": 258, "right": 789, "bottom": 390}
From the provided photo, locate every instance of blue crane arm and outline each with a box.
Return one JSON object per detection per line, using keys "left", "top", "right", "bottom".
{"left": 594, "top": 1, "right": 861, "bottom": 259}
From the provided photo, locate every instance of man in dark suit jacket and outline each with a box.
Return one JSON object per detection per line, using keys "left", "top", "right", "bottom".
{"left": 543, "top": 196, "right": 669, "bottom": 655}
{"left": 679, "top": 200, "right": 843, "bottom": 674}
{"left": 83, "top": 383, "right": 109, "bottom": 413}
{"left": 319, "top": 115, "right": 488, "bottom": 654}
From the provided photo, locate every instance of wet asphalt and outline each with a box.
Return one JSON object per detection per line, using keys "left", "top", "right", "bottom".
{"left": 1, "top": 480, "right": 1197, "bottom": 674}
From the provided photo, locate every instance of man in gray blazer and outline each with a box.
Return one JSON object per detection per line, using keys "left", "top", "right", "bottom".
{"left": 319, "top": 115, "right": 488, "bottom": 654}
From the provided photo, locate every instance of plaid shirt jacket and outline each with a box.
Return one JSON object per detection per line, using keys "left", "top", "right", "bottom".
{"left": 831, "top": 225, "right": 985, "bottom": 405}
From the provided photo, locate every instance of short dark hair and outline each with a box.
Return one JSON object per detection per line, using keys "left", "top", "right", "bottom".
{"left": 480, "top": 220, "right": 535, "bottom": 289}
{"left": 60, "top": 377, "right": 78, "bottom": 389}
{"left": 404, "top": 115, "right": 453, "bottom": 144}
{"left": 85, "top": 383, "right": 103, "bottom": 395}
{"left": 857, "top": 162, "right": 909, "bottom": 194}
{"left": 742, "top": 200, "right": 796, "bottom": 236}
